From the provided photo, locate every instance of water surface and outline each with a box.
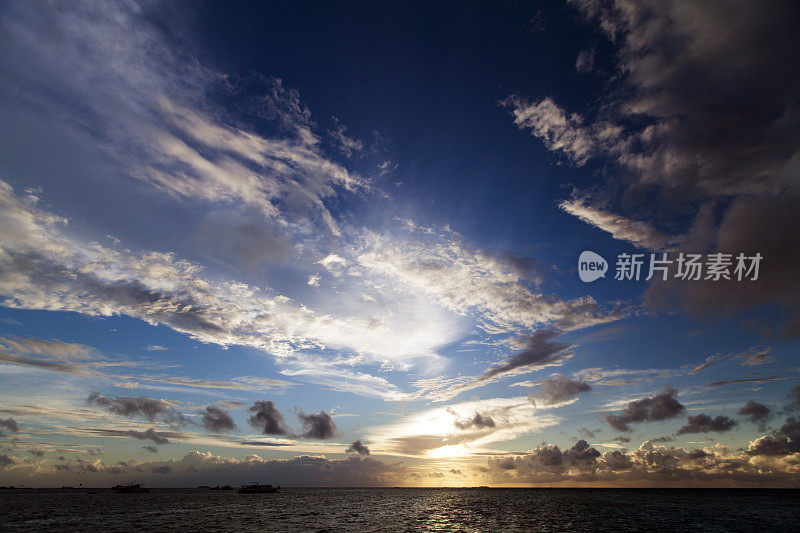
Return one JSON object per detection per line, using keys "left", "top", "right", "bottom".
{"left": 1, "top": 487, "right": 798, "bottom": 531}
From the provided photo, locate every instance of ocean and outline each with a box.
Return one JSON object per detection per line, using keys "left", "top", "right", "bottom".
{"left": 1, "top": 488, "right": 798, "bottom": 531}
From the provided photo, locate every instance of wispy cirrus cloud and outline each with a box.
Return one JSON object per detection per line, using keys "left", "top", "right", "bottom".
{"left": 87, "top": 393, "right": 188, "bottom": 426}
{"left": 404, "top": 331, "right": 577, "bottom": 403}
{"left": 558, "top": 194, "right": 677, "bottom": 251}
{"left": 691, "top": 347, "right": 774, "bottom": 374}
{"left": 0, "top": 1, "right": 363, "bottom": 240}
{"left": 144, "top": 94, "right": 366, "bottom": 237}
{"left": 706, "top": 377, "right": 786, "bottom": 388}
{"left": 0, "top": 334, "right": 293, "bottom": 393}
{"left": 80, "top": 427, "right": 181, "bottom": 445}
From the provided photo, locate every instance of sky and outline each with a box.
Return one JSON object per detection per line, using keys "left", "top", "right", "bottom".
{"left": 0, "top": 0, "right": 798, "bottom": 488}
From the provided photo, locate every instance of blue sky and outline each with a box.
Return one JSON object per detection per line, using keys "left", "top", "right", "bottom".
{"left": 0, "top": 0, "right": 798, "bottom": 487}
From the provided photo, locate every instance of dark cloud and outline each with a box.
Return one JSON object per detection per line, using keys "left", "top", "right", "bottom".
{"left": 644, "top": 190, "right": 800, "bottom": 340}
{"left": 297, "top": 410, "right": 337, "bottom": 440}
{"left": 132, "top": 429, "right": 171, "bottom": 445}
{"left": 494, "top": 458, "right": 517, "bottom": 470}
{"left": 569, "top": 0, "right": 800, "bottom": 194}
{"left": 0, "top": 351, "right": 85, "bottom": 374}
{"left": 489, "top": 440, "right": 601, "bottom": 474}
{"left": 509, "top": 0, "right": 800, "bottom": 335}
{"left": 605, "top": 386, "right": 685, "bottom": 432}
{"left": 239, "top": 440, "right": 291, "bottom": 447}
{"left": 786, "top": 385, "right": 800, "bottom": 412}
{"left": 76, "top": 459, "right": 100, "bottom": 473}
{"left": 151, "top": 465, "right": 172, "bottom": 474}
{"left": 142, "top": 445, "right": 158, "bottom": 454}
{"left": 563, "top": 439, "right": 601, "bottom": 464}
{"left": 479, "top": 331, "right": 571, "bottom": 382}
{"left": 603, "top": 450, "right": 633, "bottom": 471}
{"left": 28, "top": 449, "right": 44, "bottom": 457}
{"left": 614, "top": 436, "right": 631, "bottom": 444}
{"left": 200, "top": 406, "right": 236, "bottom": 432}
{"left": 528, "top": 446, "right": 563, "bottom": 468}
{"left": 87, "top": 393, "right": 187, "bottom": 425}
{"left": 486, "top": 436, "right": 800, "bottom": 485}
{"left": 450, "top": 469, "right": 463, "bottom": 475}
{"left": 677, "top": 414, "right": 737, "bottom": 435}
{"left": 346, "top": 440, "right": 370, "bottom": 455}
{"left": 0, "top": 417, "right": 19, "bottom": 433}
{"left": 82, "top": 427, "right": 177, "bottom": 445}
{"left": 247, "top": 401, "right": 288, "bottom": 435}
{"left": 0, "top": 454, "right": 14, "bottom": 468}
{"left": 706, "top": 377, "right": 785, "bottom": 388}
{"left": 453, "top": 412, "right": 496, "bottom": 430}
{"left": 738, "top": 401, "right": 771, "bottom": 425}
{"left": 529, "top": 375, "right": 591, "bottom": 406}
{"left": 747, "top": 417, "right": 800, "bottom": 456}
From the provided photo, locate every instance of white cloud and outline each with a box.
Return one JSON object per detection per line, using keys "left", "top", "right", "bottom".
{"left": 144, "top": 97, "right": 367, "bottom": 238}
{"left": 559, "top": 194, "right": 677, "bottom": 250}
{"left": 0, "top": 2, "right": 365, "bottom": 240}
{"left": 501, "top": 96, "right": 605, "bottom": 166}
{"left": 329, "top": 116, "right": 364, "bottom": 158}
{"left": 145, "top": 345, "right": 168, "bottom": 352}
{"left": 353, "top": 228, "right": 623, "bottom": 334}
{"left": 0, "top": 181, "right": 455, "bottom": 370}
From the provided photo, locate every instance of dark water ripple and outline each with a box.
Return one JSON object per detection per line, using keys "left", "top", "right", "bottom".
{"left": 1, "top": 488, "right": 798, "bottom": 532}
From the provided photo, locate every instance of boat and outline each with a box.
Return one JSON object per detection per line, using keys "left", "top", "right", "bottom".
{"left": 113, "top": 483, "right": 150, "bottom": 493}
{"left": 237, "top": 483, "right": 280, "bottom": 493}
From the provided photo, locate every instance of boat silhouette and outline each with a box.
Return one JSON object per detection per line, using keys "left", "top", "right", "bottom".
{"left": 113, "top": 483, "right": 149, "bottom": 493}
{"left": 237, "top": 483, "right": 280, "bottom": 493}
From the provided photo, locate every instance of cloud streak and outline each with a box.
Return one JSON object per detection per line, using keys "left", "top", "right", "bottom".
{"left": 87, "top": 393, "right": 188, "bottom": 426}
